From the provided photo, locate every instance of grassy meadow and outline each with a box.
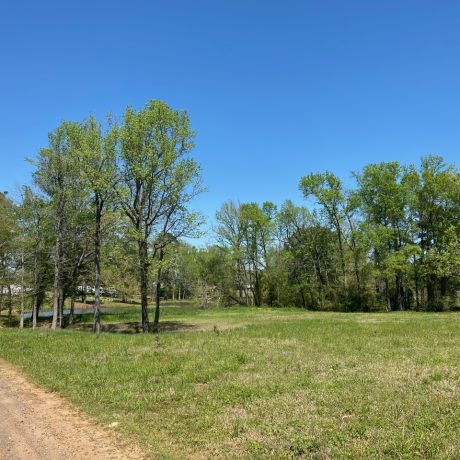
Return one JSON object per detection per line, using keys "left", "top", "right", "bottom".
{"left": 1, "top": 303, "right": 460, "bottom": 459}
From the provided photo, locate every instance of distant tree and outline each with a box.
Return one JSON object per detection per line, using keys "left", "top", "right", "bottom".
{"left": 355, "top": 161, "right": 414, "bottom": 310}
{"left": 300, "top": 172, "right": 349, "bottom": 291}
{"left": 239, "top": 202, "right": 276, "bottom": 306}
{"left": 278, "top": 200, "right": 338, "bottom": 309}
{"left": 215, "top": 201, "right": 248, "bottom": 304}
{"left": 408, "top": 156, "right": 460, "bottom": 308}
{"left": 216, "top": 201, "right": 276, "bottom": 306}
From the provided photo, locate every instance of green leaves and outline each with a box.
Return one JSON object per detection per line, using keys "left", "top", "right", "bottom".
{"left": 77, "top": 115, "right": 118, "bottom": 200}
{"left": 117, "top": 100, "right": 201, "bottom": 236}
{"left": 300, "top": 171, "right": 344, "bottom": 210}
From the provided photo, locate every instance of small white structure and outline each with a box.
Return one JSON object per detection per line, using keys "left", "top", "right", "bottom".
{"left": 1, "top": 285, "right": 23, "bottom": 295}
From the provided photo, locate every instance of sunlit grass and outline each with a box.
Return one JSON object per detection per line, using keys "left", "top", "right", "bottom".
{"left": 1, "top": 307, "right": 460, "bottom": 458}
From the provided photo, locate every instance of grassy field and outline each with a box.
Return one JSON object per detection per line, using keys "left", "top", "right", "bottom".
{"left": 1, "top": 304, "right": 460, "bottom": 459}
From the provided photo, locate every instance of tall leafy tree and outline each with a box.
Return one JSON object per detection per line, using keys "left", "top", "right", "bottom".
{"left": 117, "top": 100, "right": 202, "bottom": 332}
{"left": 355, "top": 161, "right": 414, "bottom": 310}
{"left": 216, "top": 201, "right": 276, "bottom": 306}
{"left": 277, "top": 200, "right": 339, "bottom": 309}
{"left": 34, "top": 122, "right": 86, "bottom": 328}
{"left": 215, "top": 201, "right": 248, "bottom": 304}
{"left": 239, "top": 202, "right": 276, "bottom": 306}
{"left": 76, "top": 116, "right": 117, "bottom": 333}
{"left": 409, "top": 156, "right": 460, "bottom": 308}
{"left": 0, "top": 192, "right": 19, "bottom": 323}
{"left": 18, "top": 187, "right": 54, "bottom": 328}
{"left": 300, "top": 172, "right": 349, "bottom": 290}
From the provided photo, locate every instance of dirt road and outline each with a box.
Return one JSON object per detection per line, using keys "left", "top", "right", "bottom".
{"left": 0, "top": 359, "right": 146, "bottom": 460}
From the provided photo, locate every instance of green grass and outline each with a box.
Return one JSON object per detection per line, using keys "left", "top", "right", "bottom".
{"left": 1, "top": 306, "right": 460, "bottom": 458}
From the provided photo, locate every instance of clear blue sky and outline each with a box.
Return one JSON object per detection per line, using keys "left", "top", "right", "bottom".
{"left": 1, "top": 0, "right": 460, "bottom": 239}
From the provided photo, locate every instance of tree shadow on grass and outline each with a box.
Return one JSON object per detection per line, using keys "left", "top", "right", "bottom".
{"left": 67, "top": 320, "right": 199, "bottom": 334}
{"left": 0, "top": 314, "right": 19, "bottom": 328}
{"left": 0, "top": 312, "right": 200, "bottom": 334}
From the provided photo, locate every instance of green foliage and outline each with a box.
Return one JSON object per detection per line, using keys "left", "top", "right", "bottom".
{"left": 7, "top": 101, "right": 460, "bottom": 319}
{"left": 0, "top": 193, "right": 20, "bottom": 310}
{"left": 216, "top": 201, "right": 276, "bottom": 306}
{"left": 17, "top": 187, "right": 54, "bottom": 311}
{"left": 208, "top": 156, "right": 460, "bottom": 312}
{"left": 21, "top": 100, "right": 203, "bottom": 330}
{"left": 117, "top": 100, "right": 203, "bottom": 245}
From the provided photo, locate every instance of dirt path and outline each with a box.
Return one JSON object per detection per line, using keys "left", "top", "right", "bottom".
{"left": 0, "top": 359, "right": 147, "bottom": 460}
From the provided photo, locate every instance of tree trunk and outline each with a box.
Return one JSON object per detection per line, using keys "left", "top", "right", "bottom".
{"left": 395, "top": 273, "right": 404, "bottom": 310}
{"left": 253, "top": 264, "right": 262, "bottom": 307}
{"left": 7, "top": 285, "right": 12, "bottom": 326}
{"left": 138, "top": 239, "right": 149, "bottom": 332}
{"left": 427, "top": 279, "right": 436, "bottom": 310}
{"left": 32, "top": 253, "right": 38, "bottom": 329}
{"left": 385, "top": 278, "right": 391, "bottom": 312}
{"left": 93, "top": 198, "right": 102, "bottom": 335}
{"left": 52, "top": 208, "right": 64, "bottom": 330}
{"left": 413, "top": 256, "right": 420, "bottom": 311}
{"left": 32, "top": 295, "right": 38, "bottom": 329}
{"left": 58, "top": 288, "right": 65, "bottom": 328}
{"left": 300, "top": 287, "right": 307, "bottom": 309}
{"left": 20, "top": 252, "right": 25, "bottom": 329}
{"left": 52, "top": 235, "right": 61, "bottom": 329}
{"left": 440, "top": 276, "right": 448, "bottom": 297}
{"left": 153, "top": 249, "right": 164, "bottom": 331}
{"left": 33, "top": 291, "right": 44, "bottom": 328}
{"left": 353, "top": 254, "right": 362, "bottom": 296}
{"left": 336, "top": 225, "right": 347, "bottom": 289}
{"left": 69, "top": 291, "right": 76, "bottom": 325}
{"left": 0, "top": 284, "right": 3, "bottom": 316}
{"left": 82, "top": 280, "right": 87, "bottom": 304}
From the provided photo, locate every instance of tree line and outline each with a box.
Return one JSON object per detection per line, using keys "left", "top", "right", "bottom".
{"left": 205, "top": 157, "right": 460, "bottom": 311}
{"left": 1, "top": 101, "right": 460, "bottom": 333}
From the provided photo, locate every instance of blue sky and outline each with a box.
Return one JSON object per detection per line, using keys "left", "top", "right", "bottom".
{"left": 1, "top": 1, "right": 460, "bottom": 242}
